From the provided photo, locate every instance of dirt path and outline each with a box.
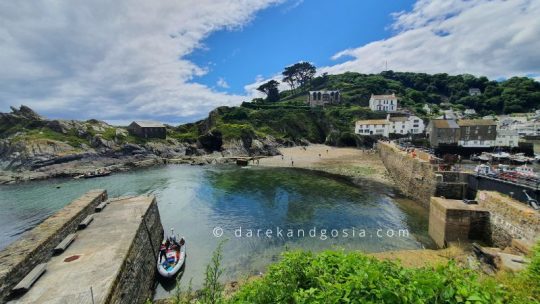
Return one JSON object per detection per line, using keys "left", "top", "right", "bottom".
{"left": 257, "top": 144, "right": 391, "bottom": 186}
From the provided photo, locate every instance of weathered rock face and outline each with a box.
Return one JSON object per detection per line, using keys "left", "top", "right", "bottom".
{"left": 198, "top": 130, "right": 223, "bottom": 152}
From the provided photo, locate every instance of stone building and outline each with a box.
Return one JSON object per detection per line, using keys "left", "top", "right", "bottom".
{"left": 307, "top": 90, "right": 340, "bottom": 107}
{"left": 369, "top": 93, "right": 398, "bottom": 112}
{"left": 457, "top": 119, "right": 497, "bottom": 148}
{"left": 128, "top": 121, "right": 166, "bottom": 139}
{"left": 426, "top": 119, "right": 460, "bottom": 148}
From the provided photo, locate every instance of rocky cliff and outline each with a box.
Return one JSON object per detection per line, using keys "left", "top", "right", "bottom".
{"left": 0, "top": 106, "right": 282, "bottom": 183}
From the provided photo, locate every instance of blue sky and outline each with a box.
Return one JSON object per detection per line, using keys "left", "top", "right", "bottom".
{"left": 0, "top": 0, "right": 539, "bottom": 124}
{"left": 188, "top": 0, "right": 414, "bottom": 94}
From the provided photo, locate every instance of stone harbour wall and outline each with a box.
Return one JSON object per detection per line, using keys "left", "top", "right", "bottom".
{"left": 0, "top": 189, "right": 108, "bottom": 303}
{"left": 476, "top": 190, "right": 540, "bottom": 247}
{"left": 106, "top": 196, "right": 164, "bottom": 304}
{"left": 378, "top": 142, "right": 438, "bottom": 208}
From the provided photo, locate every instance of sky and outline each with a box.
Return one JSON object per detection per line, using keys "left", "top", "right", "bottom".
{"left": 1, "top": 0, "right": 539, "bottom": 125}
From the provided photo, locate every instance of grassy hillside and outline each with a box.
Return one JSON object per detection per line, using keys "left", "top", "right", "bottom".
{"left": 3, "top": 71, "right": 539, "bottom": 151}
{"left": 275, "top": 71, "right": 540, "bottom": 116}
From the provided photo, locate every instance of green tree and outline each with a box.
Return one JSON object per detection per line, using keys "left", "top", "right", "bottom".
{"left": 282, "top": 61, "right": 316, "bottom": 92}
{"left": 256, "top": 80, "right": 280, "bottom": 102}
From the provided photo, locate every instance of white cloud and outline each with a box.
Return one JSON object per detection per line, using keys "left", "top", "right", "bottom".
{"left": 322, "top": 0, "right": 540, "bottom": 79}
{"left": 0, "top": 0, "right": 282, "bottom": 123}
{"left": 216, "top": 77, "right": 230, "bottom": 89}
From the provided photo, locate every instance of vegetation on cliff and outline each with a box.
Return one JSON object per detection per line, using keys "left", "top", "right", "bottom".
{"left": 2, "top": 70, "right": 539, "bottom": 158}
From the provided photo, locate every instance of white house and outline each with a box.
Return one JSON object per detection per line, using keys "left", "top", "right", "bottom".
{"left": 469, "top": 88, "right": 481, "bottom": 96}
{"left": 355, "top": 119, "right": 390, "bottom": 137}
{"left": 369, "top": 93, "right": 398, "bottom": 112}
{"left": 423, "top": 104, "right": 432, "bottom": 114}
{"left": 495, "top": 129, "right": 520, "bottom": 148}
{"left": 388, "top": 115, "right": 425, "bottom": 135}
{"left": 307, "top": 90, "right": 340, "bottom": 107}
{"left": 355, "top": 115, "right": 424, "bottom": 137}
{"left": 464, "top": 109, "right": 476, "bottom": 116}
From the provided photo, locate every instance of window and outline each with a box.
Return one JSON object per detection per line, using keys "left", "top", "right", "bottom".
{"left": 413, "top": 124, "right": 419, "bottom": 127}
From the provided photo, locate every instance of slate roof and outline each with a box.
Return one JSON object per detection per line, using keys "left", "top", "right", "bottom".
{"left": 457, "top": 119, "right": 496, "bottom": 127}
{"left": 130, "top": 121, "right": 165, "bottom": 128}
{"left": 431, "top": 119, "right": 459, "bottom": 129}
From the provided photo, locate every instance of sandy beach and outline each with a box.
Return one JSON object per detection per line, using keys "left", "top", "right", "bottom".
{"left": 257, "top": 144, "right": 391, "bottom": 186}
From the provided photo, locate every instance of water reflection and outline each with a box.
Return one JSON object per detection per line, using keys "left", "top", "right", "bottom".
{"left": 0, "top": 164, "right": 434, "bottom": 299}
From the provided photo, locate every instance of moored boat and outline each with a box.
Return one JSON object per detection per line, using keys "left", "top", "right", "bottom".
{"left": 75, "top": 169, "right": 111, "bottom": 179}
{"left": 509, "top": 153, "right": 533, "bottom": 164}
{"left": 514, "top": 165, "right": 538, "bottom": 179}
{"left": 157, "top": 229, "right": 186, "bottom": 278}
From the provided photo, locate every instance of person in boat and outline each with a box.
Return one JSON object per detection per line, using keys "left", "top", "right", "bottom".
{"left": 159, "top": 240, "right": 169, "bottom": 263}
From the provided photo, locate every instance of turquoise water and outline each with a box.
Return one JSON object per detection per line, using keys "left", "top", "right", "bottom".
{"left": 0, "top": 164, "right": 434, "bottom": 298}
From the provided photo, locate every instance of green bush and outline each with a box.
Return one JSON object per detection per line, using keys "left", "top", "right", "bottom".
{"left": 229, "top": 250, "right": 507, "bottom": 304}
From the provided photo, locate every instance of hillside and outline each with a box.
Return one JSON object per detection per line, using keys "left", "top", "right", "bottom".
{"left": 273, "top": 71, "right": 540, "bottom": 116}
{"left": 1, "top": 71, "right": 539, "bottom": 180}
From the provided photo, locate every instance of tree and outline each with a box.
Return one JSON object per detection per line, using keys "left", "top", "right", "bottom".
{"left": 257, "top": 80, "right": 280, "bottom": 102}
{"left": 282, "top": 61, "right": 316, "bottom": 92}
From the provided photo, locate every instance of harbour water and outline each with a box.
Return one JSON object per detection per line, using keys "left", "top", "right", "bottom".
{"left": 0, "top": 164, "right": 434, "bottom": 298}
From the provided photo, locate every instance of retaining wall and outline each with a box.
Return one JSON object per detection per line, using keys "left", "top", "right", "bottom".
{"left": 378, "top": 142, "right": 438, "bottom": 208}
{"left": 476, "top": 190, "right": 540, "bottom": 247}
{"left": 0, "top": 189, "right": 107, "bottom": 303}
{"left": 106, "top": 197, "right": 164, "bottom": 304}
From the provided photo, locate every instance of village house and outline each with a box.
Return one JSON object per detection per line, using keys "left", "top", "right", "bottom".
{"left": 307, "top": 90, "right": 340, "bottom": 107}
{"left": 464, "top": 109, "right": 476, "bottom": 116}
{"left": 369, "top": 93, "right": 398, "bottom": 112}
{"left": 426, "top": 119, "right": 460, "bottom": 148}
{"left": 457, "top": 119, "right": 497, "bottom": 148}
{"left": 355, "top": 114, "right": 424, "bottom": 137}
{"left": 128, "top": 121, "right": 166, "bottom": 139}
{"left": 422, "top": 104, "right": 432, "bottom": 114}
{"left": 468, "top": 88, "right": 481, "bottom": 96}
{"left": 388, "top": 115, "right": 425, "bottom": 135}
{"left": 495, "top": 128, "right": 520, "bottom": 148}
{"left": 355, "top": 119, "right": 389, "bottom": 137}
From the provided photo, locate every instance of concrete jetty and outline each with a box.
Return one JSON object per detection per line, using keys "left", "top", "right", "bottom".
{"left": 0, "top": 191, "right": 163, "bottom": 304}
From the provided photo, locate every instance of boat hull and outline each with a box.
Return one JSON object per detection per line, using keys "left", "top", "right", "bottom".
{"left": 157, "top": 244, "right": 186, "bottom": 278}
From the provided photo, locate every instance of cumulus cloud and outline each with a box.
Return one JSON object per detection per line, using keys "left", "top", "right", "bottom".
{"left": 216, "top": 77, "right": 230, "bottom": 89}
{"left": 245, "top": 0, "right": 540, "bottom": 98}
{"left": 0, "top": 0, "right": 282, "bottom": 124}
{"left": 322, "top": 0, "right": 540, "bottom": 78}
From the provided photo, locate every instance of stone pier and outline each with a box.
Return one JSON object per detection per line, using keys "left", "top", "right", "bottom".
{"left": 428, "top": 197, "right": 490, "bottom": 248}
{"left": 0, "top": 189, "right": 108, "bottom": 303}
{"left": 1, "top": 192, "right": 163, "bottom": 304}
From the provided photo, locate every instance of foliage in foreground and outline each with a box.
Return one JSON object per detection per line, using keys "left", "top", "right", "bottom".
{"left": 169, "top": 244, "right": 540, "bottom": 304}
{"left": 229, "top": 250, "right": 507, "bottom": 304}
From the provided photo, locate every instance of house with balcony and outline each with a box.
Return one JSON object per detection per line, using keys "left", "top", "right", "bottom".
{"left": 369, "top": 93, "right": 398, "bottom": 112}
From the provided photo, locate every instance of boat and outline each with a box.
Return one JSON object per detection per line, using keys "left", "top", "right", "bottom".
{"left": 491, "top": 151, "right": 510, "bottom": 161}
{"left": 535, "top": 154, "right": 540, "bottom": 163}
{"left": 157, "top": 229, "right": 186, "bottom": 278}
{"left": 474, "top": 164, "right": 495, "bottom": 176}
{"left": 75, "top": 169, "right": 111, "bottom": 179}
{"left": 509, "top": 153, "right": 533, "bottom": 164}
{"left": 476, "top": 152, "right": 492, "bottom": 162}
{"left": 514, "top": 165, "right": 538, "bottom": 179}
